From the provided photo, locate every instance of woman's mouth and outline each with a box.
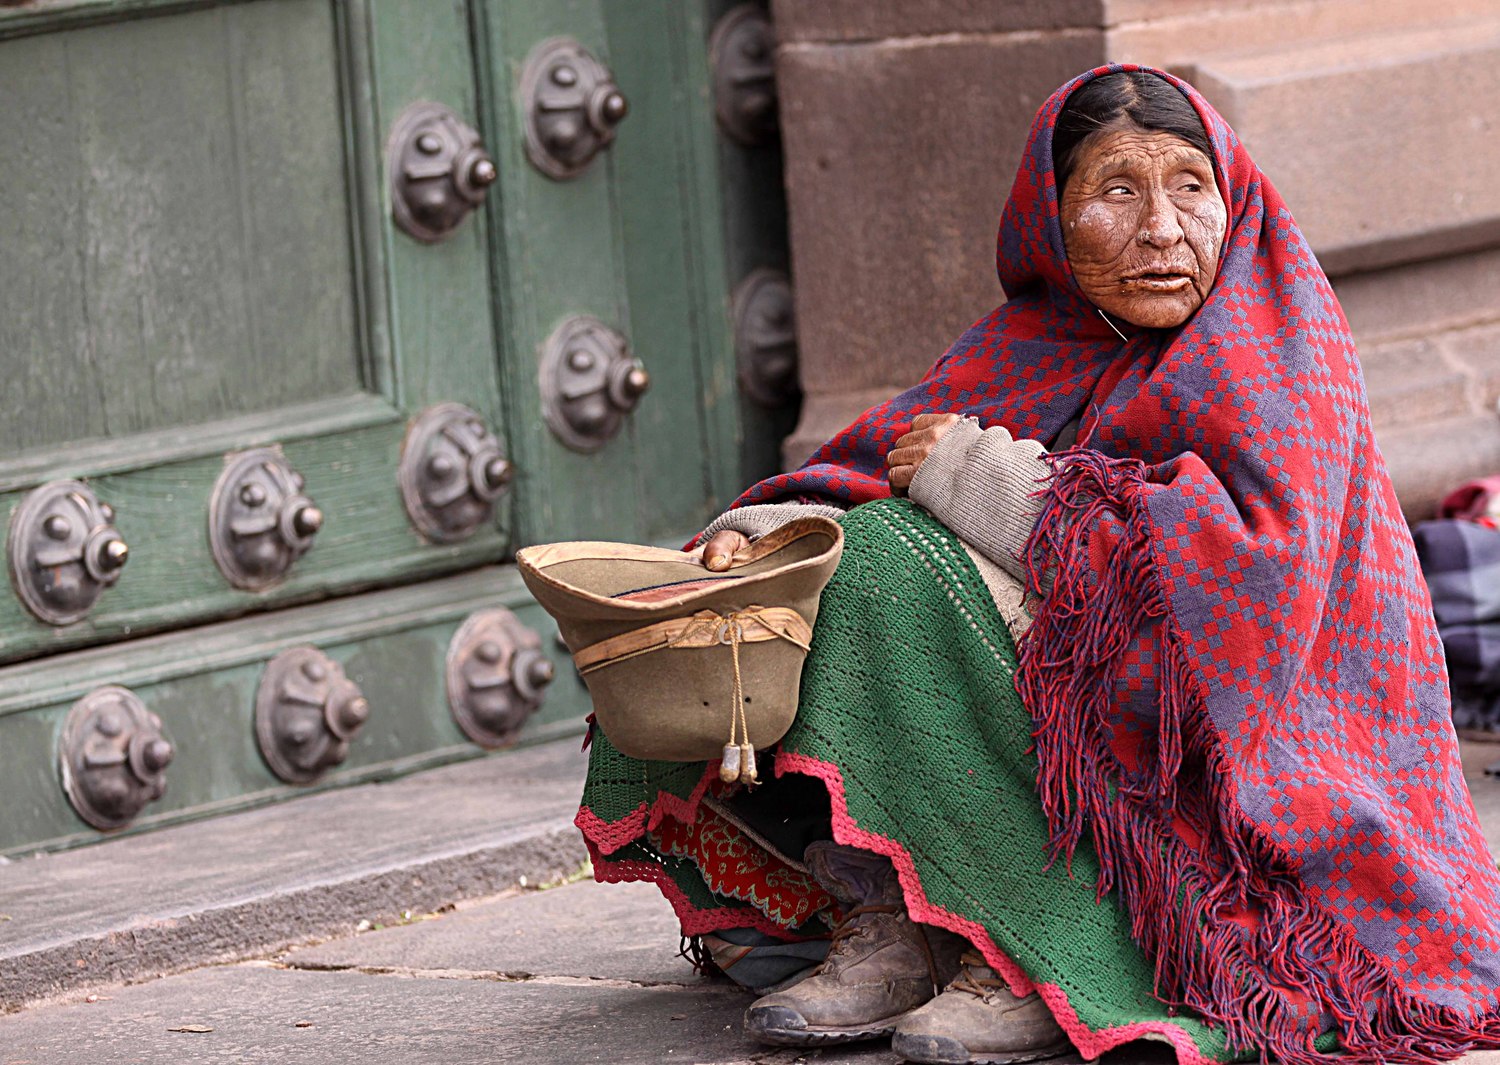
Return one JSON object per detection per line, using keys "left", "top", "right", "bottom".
{"left": 1121, "top": 272, "right": 1193, "bottom": 293}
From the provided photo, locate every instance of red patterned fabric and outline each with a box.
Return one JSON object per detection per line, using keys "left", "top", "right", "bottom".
{"left": 650, "top": 805, "right": 837, "bottom": 930}
{"left": 735, "top": 65, "right": 1500, "bottom": 1062}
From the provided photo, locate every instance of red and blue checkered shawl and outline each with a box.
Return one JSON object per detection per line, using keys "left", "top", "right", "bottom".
{"left": 736, "top": 66, "right": 1500, "bottom": 1062}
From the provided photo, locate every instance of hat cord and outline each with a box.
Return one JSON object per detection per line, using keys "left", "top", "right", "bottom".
{"left": 663, "top": 609, "right": 761, "bottom": 786}
{"left": 714, "top": 615, "right": 757, "bottom": 786}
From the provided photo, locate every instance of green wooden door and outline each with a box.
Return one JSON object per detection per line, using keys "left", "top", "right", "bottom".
{"left": 0, "top": 0, "right": 793, "bottom": 856}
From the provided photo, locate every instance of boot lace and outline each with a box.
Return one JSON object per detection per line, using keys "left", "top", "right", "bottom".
{"left": 951, "top": 950, "right": 1007, "bottom": 1000}
{"left": 815, "top": 904, "right": 940, "bottom": 994}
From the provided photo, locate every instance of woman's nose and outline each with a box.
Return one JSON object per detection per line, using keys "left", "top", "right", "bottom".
{"left": 1137, "top": 191, "right": 1184, "bottom": 248}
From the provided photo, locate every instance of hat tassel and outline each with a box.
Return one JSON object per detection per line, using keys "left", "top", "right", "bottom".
{"left": 716, "top": 614, "right": 759, "bottom": 785}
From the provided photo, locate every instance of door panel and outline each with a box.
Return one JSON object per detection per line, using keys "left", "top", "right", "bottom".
{"left": 478, "top": 0, "right": 728, "bottom": 547}
{"left": 0, "top": 0, "right": 362, "bottom": 452}
{"left": 0, "top": 0, "right": 510, "bottom": 664}
{"left": 476, "top": 1, "right": 635, "bottom": 544}
{"left": 0, "top": 567, "right": 589, "bottom": 857}
{"left": 604, "top": 0, "right": 743, "bottom": 534}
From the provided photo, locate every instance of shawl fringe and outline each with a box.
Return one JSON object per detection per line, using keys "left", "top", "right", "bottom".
{"left": 1016, "top": 450, "right": 1497, "bottom": 1065}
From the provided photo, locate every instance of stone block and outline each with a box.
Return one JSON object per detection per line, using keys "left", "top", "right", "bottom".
{"left": 1104, "top": 0, "right": 1498, "bottom": 67}
{"left": 1183, "top": 18, "right": 1500, "bottom": 276}
{"left": 1359, "top": 338, "right": 1469, "bottom": 431}
{"left": 777, "top": 29, "right": 1103, "bottom": 404}
{"left": 1378, "top": 414, "right": 1500, "bottom": 520}
{"left": 1335, "top": 246, "right": 1500, "bottom": 346}
{"left": 782, "top": 388, "right": 894, "bottom": 470}
{"left": 1447, "top": 322, "right": 1500, "bottom": 414}
{"left": 772, "top": 0, "right": 1103, "bottom": 42}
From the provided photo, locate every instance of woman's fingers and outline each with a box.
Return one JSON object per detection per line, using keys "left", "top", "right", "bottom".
{"left": 701, "top": 530, "right": 750, "bottom": 571}
{"left": 887, "top": 413, "right": 964, "bottom": 488}
{"left": 911, "top": 412, "right": 960, "bottom": 431}
{"left": 885, "top": 444, "right": 926, "bottom": 469}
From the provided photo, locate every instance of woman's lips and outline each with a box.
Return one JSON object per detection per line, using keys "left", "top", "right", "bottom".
{"left": 1121, "top": 273, "right": 1193, "bottom": 293}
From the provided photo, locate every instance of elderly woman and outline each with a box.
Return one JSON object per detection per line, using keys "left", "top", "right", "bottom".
{"left": 574, "top": 66, "right": 1500, "bottom": 1065}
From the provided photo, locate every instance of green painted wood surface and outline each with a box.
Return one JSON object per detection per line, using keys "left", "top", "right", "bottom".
{"left": 0, "top": 0, "right": 511, "bottom": 664}
{"left": 0, "top": 0, "right": 361, "bottom": 453}
{"left": 370, "top": 0, "right": 505, "bottom": 419}
{"left": 0, "top": 0, "right": 800, "bottom": 854}
{"left": 0, "top": 567, "right": 590, "bottom": 857}
{"left": 0, "top": 404, "right": 512, "bottom": 665}
{"left": 698, "top": 0, "right": 801, "bottom": 488}
{"left": 603, "top": 0, "right": 744, "bottom": 523}
{"left": 476, "top": 0, "right": 744, "bottom": 547}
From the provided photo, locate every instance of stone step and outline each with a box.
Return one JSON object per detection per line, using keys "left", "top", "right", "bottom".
{"left": 0, "top": 738, "right": 588, "bottom": 1011}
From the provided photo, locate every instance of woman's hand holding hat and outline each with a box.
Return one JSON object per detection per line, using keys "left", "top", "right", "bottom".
{"left": 701, "top": 529, "right": 751, "bottom": 572}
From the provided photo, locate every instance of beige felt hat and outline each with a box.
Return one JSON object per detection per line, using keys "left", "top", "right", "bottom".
{"left": 516, "top": 516, "right": 843, "bottom": 782}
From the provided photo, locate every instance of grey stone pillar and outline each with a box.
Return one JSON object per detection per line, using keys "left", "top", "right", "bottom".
{"left": 771, "top": 1, "right": 1107, "bottom": 464}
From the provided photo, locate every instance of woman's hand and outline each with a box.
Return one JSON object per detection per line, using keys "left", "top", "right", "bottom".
{"left": 700, "top": 529, "right": 750, "bottom": 571}
{"left": 886, "top": 413, "right": 963, "bottom": 494}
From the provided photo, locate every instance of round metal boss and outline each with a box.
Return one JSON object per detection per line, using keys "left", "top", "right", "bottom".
{"left": 520, "top": 38, "right": 629, "bottom": 181}
{"left": 446, "top": 608, "right": 554, "bottom": 749}
{"left": 59, "top": 685, "right": 174, "bottom": 832}
{"left": 209, "top": 448, "right": 323, "bottom": 591}
{"left": 398, "top": 403, "right": 513, "bottom": 544}
{"left": 255, "top": 646, "right": 370, "bottom": 785}
{"left": 539, "top": 316, "right": 649, "bottom": 453}
{"left": 388, "top": 101, "right": 498, "bottom": 243}
{"left": 9, "top": 479, "right": 129, "bottom": 626}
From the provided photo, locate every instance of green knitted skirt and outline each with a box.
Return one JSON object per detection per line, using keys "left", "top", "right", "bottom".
{"left": 577, "top": 498, "right": 1233, "bottom": 1063}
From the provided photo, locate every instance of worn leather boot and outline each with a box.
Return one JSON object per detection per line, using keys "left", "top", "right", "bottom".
{"left": 743, "top": 843, "right": 941, "bottom": 1046}
{"left": 892, "top": 952, "right": 1073, "bottom": 1064}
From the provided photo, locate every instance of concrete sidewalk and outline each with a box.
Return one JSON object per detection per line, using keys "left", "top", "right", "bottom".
{"left": 0, "top": 875, "right": 1495, "bottom": 1065}
{"left": 0, "top": 874, "right": 1063, "bottom": 1065}
{"left": 0, "top": 741, "right": 588, "bottom": 1010}
{"left": 0, "top": 878, "right": 916, "bottom": 1065}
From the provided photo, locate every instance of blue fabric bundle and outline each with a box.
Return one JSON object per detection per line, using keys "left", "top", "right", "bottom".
{"left": 1413, "top": 518, "right": 1500, "bottom": 732}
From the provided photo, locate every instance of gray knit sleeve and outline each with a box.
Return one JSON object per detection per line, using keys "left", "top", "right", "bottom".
{"left": 906, "top": 418, "right": 1050, "bottom": 581}
{"left": 698, "top": 501, "right": 847, "bottom": 544}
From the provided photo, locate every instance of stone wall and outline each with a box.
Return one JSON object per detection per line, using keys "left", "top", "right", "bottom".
{"left": 771, "top": 0, "right": 1500, "bottom": 517}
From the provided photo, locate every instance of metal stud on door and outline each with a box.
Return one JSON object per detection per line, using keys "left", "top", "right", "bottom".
{"left": 520, "top": 38, "right": 629, "bottom": 180}
{"left": 399, "top": 404, "right": 514, "bottom": 544}
{"left": 539, "top": 316, "right": 650, "bottom": 452}
{"left": 388, "top": 102, "right": 499, "bottom": 243}
{"left": 59, "top": 686, "right": 173, "bottom": 832}
{"left": 710, "top": 5, "right": 779, "bottom": 147}
{"left": 209, "top": 448, "right": 323, "bottom": 591}
{"left": 8, "top": 480, "right": 129, "bottom": 626}
{"left": 254, "top": 647, "right": 370, "bottom": 785}
{"left": 446, "top": 608, "right": 554, "bottom": 749}
{"left": 732, "top": 269, "right": 800, "bottom": 408}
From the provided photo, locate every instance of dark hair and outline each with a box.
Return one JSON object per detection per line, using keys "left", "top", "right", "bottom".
{"left": 1053, "top": 72, "right": 1214, "bottom": 194}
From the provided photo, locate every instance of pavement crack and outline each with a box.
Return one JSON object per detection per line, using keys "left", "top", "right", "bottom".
{"left": 274, "top": 959, "right": 715, "bottom": 991}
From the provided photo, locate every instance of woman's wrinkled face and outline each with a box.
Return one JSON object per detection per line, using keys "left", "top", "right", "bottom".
{"left": 1059, "top": 127, "right": 1226, "bottom": 330}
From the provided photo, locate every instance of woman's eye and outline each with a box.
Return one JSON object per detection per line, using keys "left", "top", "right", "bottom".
{"left": 1105, "top": 184, "right": 1132, "bottom": 196}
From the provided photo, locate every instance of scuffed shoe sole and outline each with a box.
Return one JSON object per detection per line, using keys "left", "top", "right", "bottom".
{"left": 892, "top": 1030, "right": 1076, "bottom": 1065}
{"left": 745, "top": 1004, "right": 908, "bottom": 1047}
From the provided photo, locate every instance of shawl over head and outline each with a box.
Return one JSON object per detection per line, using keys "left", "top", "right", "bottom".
{"left": 737, "top": 65, "right": 1500, "bottom": 1062}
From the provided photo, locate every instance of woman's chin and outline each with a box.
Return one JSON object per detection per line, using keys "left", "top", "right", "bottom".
{"left": 1098, "top": 292, "right": 1203, "bottom": 331}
